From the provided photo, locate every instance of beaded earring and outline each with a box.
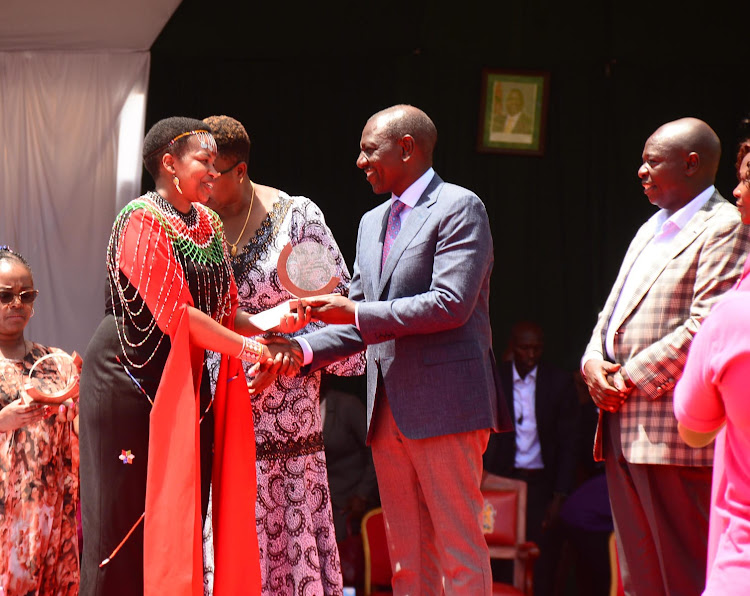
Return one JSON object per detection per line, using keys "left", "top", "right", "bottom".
{"left": 173, "top": 175, "right": 183, "bottom": 194}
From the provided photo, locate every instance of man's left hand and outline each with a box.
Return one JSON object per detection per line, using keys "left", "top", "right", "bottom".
{"left": 300, "top": 294, "right": 356, "bottom": 325}
{"left": 276, "top": 300, "right": 312, "bottom": 333}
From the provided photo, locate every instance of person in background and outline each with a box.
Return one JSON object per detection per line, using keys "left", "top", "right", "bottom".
{"left": 581, "top": 117, "right": 750, "bottom": 595}
{"left": 201, "top": 115, "right": 364, "bottom": 595}
{"left": 483, "top": 320, "right": 578, "bottom": 595}
{"left": 0, "top": 247, "right": 80, "bottom": 594}
{"left": 79, "top": 117, "right": 308, "bottom": 596}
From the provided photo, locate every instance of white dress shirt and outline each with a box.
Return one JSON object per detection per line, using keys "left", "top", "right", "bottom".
{"left": 513, "top": 363, "right": 544, "bottom": 470}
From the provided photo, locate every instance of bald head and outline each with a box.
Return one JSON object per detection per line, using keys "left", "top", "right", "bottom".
{"left": 638, "top": 117, "right": 721, "bottom": 214}
{"left": 370, "top": 105, "right": 437, "bottom": 162}
{"left": 653, "top": 118, "right": 721, "bottom": 177}
{"left": 357, "top": 104, "right": 437, "bottom": 196}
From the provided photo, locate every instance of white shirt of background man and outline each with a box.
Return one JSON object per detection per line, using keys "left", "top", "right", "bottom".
{"left": 513, "top": 363, "right": 544, "bottom": 470}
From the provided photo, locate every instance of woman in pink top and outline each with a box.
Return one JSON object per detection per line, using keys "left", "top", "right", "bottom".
{"left": 674, "top": 140, "right": 750, "bottom": 594}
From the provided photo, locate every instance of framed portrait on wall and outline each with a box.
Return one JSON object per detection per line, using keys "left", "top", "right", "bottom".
{"left": 477, "top": 69, "right": 550, "bottom": 156}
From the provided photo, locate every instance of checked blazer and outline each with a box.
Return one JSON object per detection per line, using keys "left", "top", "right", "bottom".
{"left": 585, "top": 190, "right": 750, "bottom": 465}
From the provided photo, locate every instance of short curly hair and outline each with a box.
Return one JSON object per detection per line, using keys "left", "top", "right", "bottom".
{"left": 737, "top": 140, "right": 750, "bottom": 182}
{"left": 142, "top": 116, "right": 214, "bottom": 181}
{"left": 203, "top": 115, "right": 251, "bottom": 164}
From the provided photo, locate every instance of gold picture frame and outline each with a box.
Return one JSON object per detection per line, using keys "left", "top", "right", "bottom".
{"left": 477, "top": 69, "right": 550, "bottom": 155}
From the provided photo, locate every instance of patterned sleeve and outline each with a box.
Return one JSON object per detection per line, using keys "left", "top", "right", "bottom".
{"left": 625, "top": 215, "right": 750, "bottom": 398}
{"left": 117, "top": 207, "right": 194, "bottom": 335}
{"left": 287, "top": 197, "right": 365, "bottom": 377}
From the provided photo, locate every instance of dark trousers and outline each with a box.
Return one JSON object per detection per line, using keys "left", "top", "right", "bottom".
{"left": 604, "top": 413, "right": 711, "bottom": 596}
{"left": 491, "top": 468, "right": 563, "bottom": 596}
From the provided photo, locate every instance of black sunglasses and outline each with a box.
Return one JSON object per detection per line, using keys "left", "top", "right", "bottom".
{"left": 217, "top": 160, "right": 244, "bottom": 175}
{"left": 0, "top": 289, "right": 39, "bottom": 305}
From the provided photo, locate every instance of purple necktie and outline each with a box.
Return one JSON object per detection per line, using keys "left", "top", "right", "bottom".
{"left": 381, "top": 200, "right": 406, "bottom": 269}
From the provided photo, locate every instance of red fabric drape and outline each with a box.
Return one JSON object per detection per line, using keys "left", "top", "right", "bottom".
{"left": 212, "top": 306, "right": 261, "bottom": 594}
{"left": 143, "top": 305, "right": 261, "bottom": 595}
{"left": 144, "top": 305, "right": 204, "bottom": 595}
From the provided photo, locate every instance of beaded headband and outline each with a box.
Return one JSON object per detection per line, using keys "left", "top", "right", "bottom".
{"left": 169, "top": 129, "right": 217, "bottom": 153}
{"left": 144, "top": 129, "right": 217, "bottom": 160}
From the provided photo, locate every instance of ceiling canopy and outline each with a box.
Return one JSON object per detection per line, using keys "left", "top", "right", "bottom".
{"left": 2, "top": 0, "right": 182, "bottom": 51}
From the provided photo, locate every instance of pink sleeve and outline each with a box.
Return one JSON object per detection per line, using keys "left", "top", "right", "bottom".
{"left": 674, "top": 314, "right": 726, "bottom": 432}
{"left": 118, "top": 208, "right": 195, "bottom": 335}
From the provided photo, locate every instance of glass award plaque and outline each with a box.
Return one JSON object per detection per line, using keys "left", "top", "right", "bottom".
{"left": 23, "top": 351, "right": 82, "bottom": 404}
{"left": 249, "top": 241, "right": 340, "bottom": 331}
{"left": 277, "top": 240, "right": 340, "bottom": 298}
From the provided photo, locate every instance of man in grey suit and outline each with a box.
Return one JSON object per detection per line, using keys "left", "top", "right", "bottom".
{"left": 582, "top": 118, "right": 750, "bottom": 595}
{"left": 287, "top": 104, "right": 510, "bottom": 594}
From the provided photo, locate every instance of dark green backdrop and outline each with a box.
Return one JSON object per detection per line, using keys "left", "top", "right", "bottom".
{"left": 146, "top": 1, "right": 750, "bottom": 371}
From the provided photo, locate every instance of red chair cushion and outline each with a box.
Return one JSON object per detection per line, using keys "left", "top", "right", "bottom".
{"left": 481, "top": 490, "right": 518, "bottom": 546}
{"left": 363, "top": 511, "right": 392, "bottom": 587}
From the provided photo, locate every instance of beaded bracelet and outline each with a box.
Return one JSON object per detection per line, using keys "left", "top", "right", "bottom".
{"left": 237, "top": 336, "right": 265, "bottom": 363}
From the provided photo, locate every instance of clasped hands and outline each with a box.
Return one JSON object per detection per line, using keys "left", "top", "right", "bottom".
{"left": 583, "top": 358, "right": 634, "bottom": 413}
{"left": 245, "top": 294, "right": 354, "bottom": 394}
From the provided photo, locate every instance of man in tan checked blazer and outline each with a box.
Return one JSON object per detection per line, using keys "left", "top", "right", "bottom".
{"left": 582, "top": 118, "right": 750, "bottom": 596}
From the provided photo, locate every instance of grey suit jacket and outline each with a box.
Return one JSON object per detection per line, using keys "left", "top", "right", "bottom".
{"left": 304, "top": 172, "right": 511, "bottom": 440}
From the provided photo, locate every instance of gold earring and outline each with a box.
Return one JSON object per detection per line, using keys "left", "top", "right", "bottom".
{"left": 173, "top": 175, "right": 183, "bottom": 194}
{"left": 30, "top": 307, "right": 35, "bottom": 317}
{"left": 239, "top": 176, "right": 244, "bottom": 184}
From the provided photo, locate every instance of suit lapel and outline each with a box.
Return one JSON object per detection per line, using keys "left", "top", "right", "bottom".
{"left": 533, "top": 364, "right": 548, "bottom": 426}
{"left": 377, "top": 175, "right": 442, "bottom": 296}
{"left": 612, "top": 193, "right": 720, "bottom": 329}
{"left": 501, "top": 362, "right": 515, "bottom": 424}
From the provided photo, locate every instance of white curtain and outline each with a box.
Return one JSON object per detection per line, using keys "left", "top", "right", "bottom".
{"left": 0, "top": 51, "right": 149, "bottom": 354}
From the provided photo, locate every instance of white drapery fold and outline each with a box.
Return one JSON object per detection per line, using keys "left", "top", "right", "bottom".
{"left": 1, "top": 51, "right": 150, "bottom": 353}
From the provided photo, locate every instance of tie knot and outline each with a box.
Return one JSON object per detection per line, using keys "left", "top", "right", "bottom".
{"left": 391, "top": 200, "right": 405, "bottom": 217}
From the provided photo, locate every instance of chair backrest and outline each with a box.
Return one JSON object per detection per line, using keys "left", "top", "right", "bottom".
{"left": 481, "top": 489, "right": 519, "bottom": 546}
{"left": 480, "top": 472, "right": 527, "bottom": 549}
{"left": 361, "top": 507, "right": 392, "bottom": 595}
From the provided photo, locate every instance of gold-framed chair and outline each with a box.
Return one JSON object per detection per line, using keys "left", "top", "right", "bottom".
{"left": 361, "top": 507, "right": 392, "bottom": 595}
{"left": 481, "top": 472, "right": 541, "bottom": 596}
{"left": 608, "top": 531, "right": 624, "bottom": 596}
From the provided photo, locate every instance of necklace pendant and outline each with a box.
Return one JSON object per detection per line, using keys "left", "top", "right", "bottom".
{"left": 230, "top": 245, "right": 237, "bottom": 257}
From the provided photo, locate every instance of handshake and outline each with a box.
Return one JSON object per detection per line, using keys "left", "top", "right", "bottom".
{"left": 244, "top": 293, "right": 355, "bottom": 395}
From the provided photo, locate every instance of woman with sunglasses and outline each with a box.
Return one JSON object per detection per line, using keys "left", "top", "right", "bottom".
{"left": 78, "top": 117, "right": 310, "bottom": 596}
{"left": 0, "top": 247, "right": 80, "bottom": 594}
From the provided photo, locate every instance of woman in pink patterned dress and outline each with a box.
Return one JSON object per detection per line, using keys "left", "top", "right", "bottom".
{"left": 201, "top": 115, "right": 365, "bottom": 596}
{"left": 0, "top": 247, "right": 79, "bottom": 595}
